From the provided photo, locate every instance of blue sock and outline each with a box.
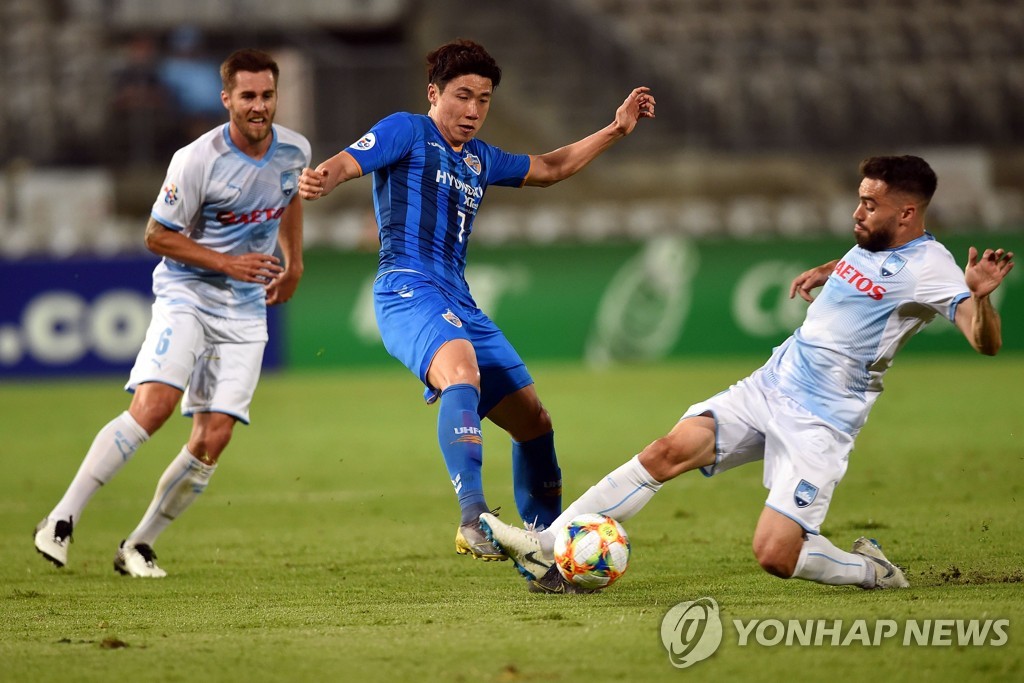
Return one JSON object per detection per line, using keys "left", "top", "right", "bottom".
{"left": 437, "top": 384, "right": 488, "bottom": 525}
{"left": 512, "top": 431, "right": 562, "bottom": 529}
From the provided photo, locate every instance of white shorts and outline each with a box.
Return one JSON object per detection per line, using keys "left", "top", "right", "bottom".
{"left": 126, "top": 301, "right": 268, "bottom": 424}
{"left": 681, "top": 369, "right": 854, "bottom": 534}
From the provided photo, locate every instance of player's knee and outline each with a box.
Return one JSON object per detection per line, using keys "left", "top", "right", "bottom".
{"left": 428, "top": 340, "right": 480, "bottom": 390}
{"left": 448, "top": 366, "right": 481, "bottom": 389}
{"left": 503, "top": 400, "right": 553, "bottom": 442}
{"left": 189, "top": 421, "right": 234, "bottom": 462}
{"left": 639, "top": 436, "right": 689, "bottom": 481}
{"left": 532, "top": 405, "right": 553, "bottom": 434}
{"left": 753, "top": 537, "right": 799, "bottom": 578}
{"left": 129, "top": 389, "right": 178, "bottom": 434}
{"left": 639, "top": 416, "right": 715, "bottom": 482}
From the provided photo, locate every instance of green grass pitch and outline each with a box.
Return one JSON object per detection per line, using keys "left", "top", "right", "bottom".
{"left": 1, "top": 355, "right": 1021, "bottom": 681}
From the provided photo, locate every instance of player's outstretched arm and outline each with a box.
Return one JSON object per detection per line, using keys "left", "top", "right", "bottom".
{"left": 144, "top": 217, "right": 283, "bottom": 284}
{"left": 524, "top": 87, "right": 655, "bottom": 188}
{"left": 955, "top": 246, "right": 1015, "bottom": 355}
{"left": 266, "top": 195, "right": 304, "bottom": 305}
{"left": 299, "top": 150, "right": 362, "bottom": 201}
{"left": 789, "top": 260, "right": 839, "bottom": 303}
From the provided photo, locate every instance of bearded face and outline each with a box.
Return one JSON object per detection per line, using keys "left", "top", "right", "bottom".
{"left": 853, "top": 178, "right": 905, "bottom": 252}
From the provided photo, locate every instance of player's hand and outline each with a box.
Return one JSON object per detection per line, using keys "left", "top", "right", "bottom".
{"left": 613, "top": 87, "right": 656, "bottom": 136}
{"left": 265, "top": 267, "right": 300, "bottom": 305}
{"left": 965, "top": 246, "right": 1014, "bottom": 298}
{"left": 222, "top": 253, "right": 283, "bottom": 284}
{"left": 299, "top": 166, "right": 330, "bottom": 200}
{"left": 789, "top": 260, "right": 838, "bottom": 302}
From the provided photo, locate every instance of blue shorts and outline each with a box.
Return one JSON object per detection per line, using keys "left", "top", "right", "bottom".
{"left": 374, "top": 270, "right": 534, "bottom": 417}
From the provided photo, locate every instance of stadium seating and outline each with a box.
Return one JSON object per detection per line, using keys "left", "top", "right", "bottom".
{"left": 0, "top": 0, "right": 1021, "bottom": 256}
{"left": 568, "top": 0, "right": 1024, "bottom": 151}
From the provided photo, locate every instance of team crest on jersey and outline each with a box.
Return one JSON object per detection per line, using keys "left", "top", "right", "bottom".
{"left": 353, "top": 132, "right": 376, "bottom": 151}
{"left": 880, "top": 252, "right": 908, "bottom": 277}
{"left": 794, "top": 479, "right": 819, "bottom": 508}
{"left": 463, "top": 153, "right": 482, "bottom": 175}
{"left": 280, "top": 169, "right": 299, "bottom": 197}
{"left": 442, "top": 309, "right": 463, "bottom": 328}
{"left": 163, "top": 183, "right": 179, "bottom": 206}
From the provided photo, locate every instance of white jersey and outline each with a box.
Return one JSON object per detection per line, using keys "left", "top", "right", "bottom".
{"left": 763, "top": 233, "right": 970, "bottom": 435}
{"left": 149, "top": 123, "right": 311, "bottom": 319}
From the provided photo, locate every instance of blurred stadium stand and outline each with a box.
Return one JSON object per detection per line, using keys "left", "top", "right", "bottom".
{"left": 1, "top": 0, "right": 1021, "bottom": 258}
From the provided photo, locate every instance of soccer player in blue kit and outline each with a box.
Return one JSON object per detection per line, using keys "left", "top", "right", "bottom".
{"left": 34, "top": 49, "right": 310, "bottom": 577}
{"left": 299, "top": 39, "right": 655, "bottom": 560}
{"left": 482, "top": 155, "right": 1015, "bottom": 592}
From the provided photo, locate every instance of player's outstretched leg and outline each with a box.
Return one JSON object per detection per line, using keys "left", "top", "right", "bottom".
{"left": 114, "top": 541, "right": 166, "bottom": 578}
{"left": 33, "top": 517, "right": 74, "bottom": 568}
{"left": 851, "top": 537, "right": 909, "bottom": 589}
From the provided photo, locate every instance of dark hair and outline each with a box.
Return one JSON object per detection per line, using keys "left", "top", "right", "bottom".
{"left": 426, "top": 39, "right": 501, "bottom": 91}
{"left": 220, "top": 48, "right": 280, "bottom": 92}
{"left": 859, "top": 155, "right": 938, "bottom": 203}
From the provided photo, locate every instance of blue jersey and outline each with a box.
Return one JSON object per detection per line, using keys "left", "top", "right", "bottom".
{"left": 345, "top": 112, "right": 530, "bottom": 305}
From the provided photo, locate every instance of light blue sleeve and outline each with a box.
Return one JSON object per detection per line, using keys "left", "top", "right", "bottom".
{"left": 150, "top": 141, "right": 206, "bottom": 232}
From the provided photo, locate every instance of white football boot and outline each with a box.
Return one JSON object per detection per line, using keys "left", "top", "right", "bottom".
{"left": 34, "top": 517, "right": 74, "bottom": 567}
{"left": 114, "top": 541, "right": 167, "bottom": 578}
{"left": 852, "top": 537, "right": 909, "bottom": 589}
{"left": 479, "top": 512, "right": 552, "bottom": 580}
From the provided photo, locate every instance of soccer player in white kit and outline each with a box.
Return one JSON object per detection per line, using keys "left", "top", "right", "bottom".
{"left": 481, "top": 155, "right": 1015, "bottom": 592}
{"left": 33, "top": 48, "right": 311, "bottom": 577}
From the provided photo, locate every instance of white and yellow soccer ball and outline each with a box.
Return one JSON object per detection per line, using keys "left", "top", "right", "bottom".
{"left": 553, "top": 514, "right": 631, "bottom": 590}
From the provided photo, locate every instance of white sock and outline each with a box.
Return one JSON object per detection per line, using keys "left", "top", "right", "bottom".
{"left": 51, "top": 411, "right": 150, "bottom": 523}
{"left": 126, "top": 447, "right": 216, "bottom": 547}
{"left": 792, "top": 533, "right": 871, "bottom": 586}
{"left": 538, "top": 455, "right": 662, "bottom": 555}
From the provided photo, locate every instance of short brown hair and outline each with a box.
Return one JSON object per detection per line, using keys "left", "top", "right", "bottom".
{"left": 426, "top": 39, "right": 501, "bottom": 91}
{"left": 220, "top": 48, "right": 279, "bottom": 92}
{"left": 859, "top": 155, "right": 938, "bottom": 203}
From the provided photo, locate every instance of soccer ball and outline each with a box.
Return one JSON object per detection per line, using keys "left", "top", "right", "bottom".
{"left": 553, "top": 514, "right": 631, "bottom": 590}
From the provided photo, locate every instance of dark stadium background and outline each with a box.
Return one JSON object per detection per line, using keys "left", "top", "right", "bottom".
{"left": 1, "top": 0, "right": 1020, "bottom": 378}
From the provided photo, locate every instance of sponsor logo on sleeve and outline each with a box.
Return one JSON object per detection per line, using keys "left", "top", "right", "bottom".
{"left": 352, "top": 132, "right": 376, "bottom": 151}
{"left": 163, "top": 183, "right": 179, "bottom": 205}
